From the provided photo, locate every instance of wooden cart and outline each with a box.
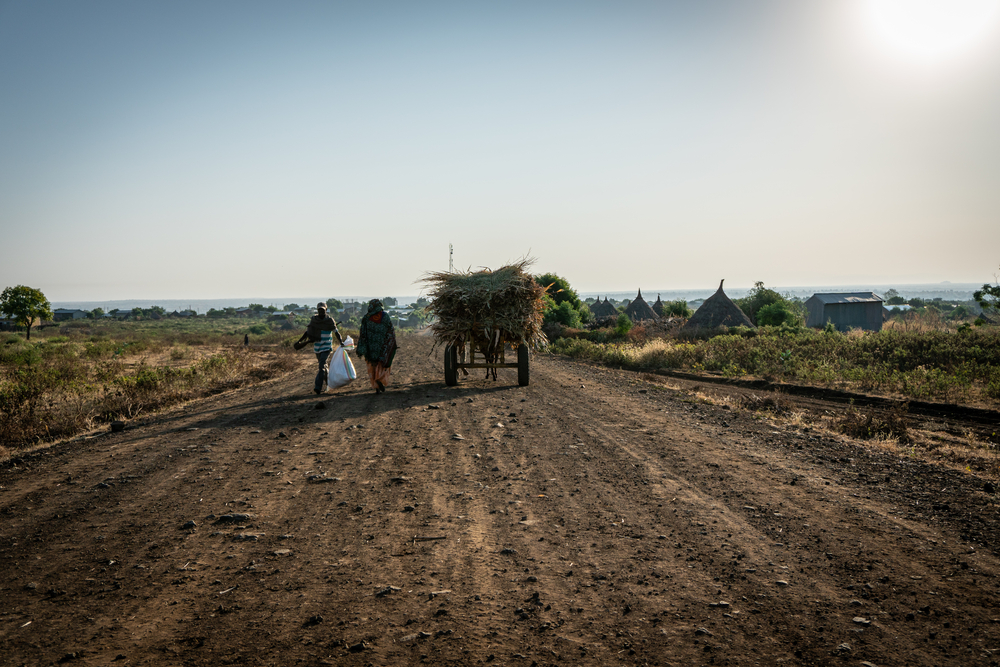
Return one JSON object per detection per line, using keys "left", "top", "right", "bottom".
{"left": 444, "top": 335, "right": 529, "bottom": 387}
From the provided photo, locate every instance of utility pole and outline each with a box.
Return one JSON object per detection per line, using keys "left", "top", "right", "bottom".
{"left": 449, "top": 244, "right": 454, "bottom": 273}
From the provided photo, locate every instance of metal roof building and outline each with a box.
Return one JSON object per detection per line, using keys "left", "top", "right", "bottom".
{"left": 804, "top": 292, "right": 884, "bottom": 331}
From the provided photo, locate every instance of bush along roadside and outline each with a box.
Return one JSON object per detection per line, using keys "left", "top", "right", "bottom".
{"left": 547, "top": 326, "right": 1000, "bottom": 406}
{"left": 0, "top": 343, "right": 297, "bottom": 454}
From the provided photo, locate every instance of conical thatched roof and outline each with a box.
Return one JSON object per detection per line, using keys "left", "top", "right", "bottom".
{"left": 682, "top": 280, "right": 754, "bottom": 330}
{"left": 624, "top": 289, "right": 658, "bottom": 322}
{"left": 590, "top": 297, "right": 618, "bottom": 319}
{"left": 652, "top": 294, "right": 664, "bottom": 317}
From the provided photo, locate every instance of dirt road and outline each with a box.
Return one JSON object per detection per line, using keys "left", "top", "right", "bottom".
{"left": 2, "top": 333, "right": 999, "bottom": 666}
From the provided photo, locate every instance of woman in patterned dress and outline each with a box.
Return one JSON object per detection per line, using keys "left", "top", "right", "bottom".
{"left": 355, "top": 299, "right": 398, "bottom": 394}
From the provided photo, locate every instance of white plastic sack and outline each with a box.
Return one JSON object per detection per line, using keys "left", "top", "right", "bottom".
{"left": 342, "top": 335, "right": 354, "bottom": 348}
{"left": 327, "top": 346, "right": 357, "bottom": 389}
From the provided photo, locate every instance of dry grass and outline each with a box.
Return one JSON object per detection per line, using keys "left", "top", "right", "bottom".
{"left": 737, "top": 392, "right": 792, "bottom": 416}
{"left": 883, "top": 309, "right": 953, "bottom": 333}
{"left": 1, "top": 344, "right": 297, "bottom": 454}
{"left": 834, "top": 401, "right": 911, "bottom": 444}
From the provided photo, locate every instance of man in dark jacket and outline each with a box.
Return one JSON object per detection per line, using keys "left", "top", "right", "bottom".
{"left": 294, "top": 303, "right": 344, "bottom": 394}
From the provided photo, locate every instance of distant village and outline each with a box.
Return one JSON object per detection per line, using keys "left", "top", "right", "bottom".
{"left": 18, "top": 282, "right": 990, "bottom": 336}
{"left": 582, "top": 283, "right": 989, "bottom": 333}
{"left": 27, "top": 297, "right": 433, "bottom": 331}
{"left": 4, "top": 272, "right": 993, "bottom": 340}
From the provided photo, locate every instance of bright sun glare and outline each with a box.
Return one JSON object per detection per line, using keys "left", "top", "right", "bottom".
{"left": 859, "top": 0, "right": 1000, "bottom": 65}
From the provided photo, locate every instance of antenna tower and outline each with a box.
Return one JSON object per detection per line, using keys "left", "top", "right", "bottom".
{"left": 449, "top": 244, "right": 454, "bottom": 273}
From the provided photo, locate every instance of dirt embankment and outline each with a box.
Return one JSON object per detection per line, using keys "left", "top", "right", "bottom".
{"left": 2, "top": 334, "right": 999, "bottom": 666}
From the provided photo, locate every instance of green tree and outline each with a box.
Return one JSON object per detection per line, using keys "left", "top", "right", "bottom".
{"left": 0, "top": 285, "right": 52, "bottom": 340}
{"left": 89, "top": 307, "right": 105, "bottom": 319}
{"left": 535, "top": 273, "right": 581, "bottom": 309}
{"left": 664, "top": 300, "right": 693, "bottom": 318}
{"left": 325, "top": 298, "right": 343, "bottom": 311}
{"left": 614, "top": 312, "right": 632, "bottom": 337}
{"left": 546, "top": 300, "right": 582, "bottom": 328}
{"left": 284, "top": 303, "right": 301, "bottom": 311}
{"left": 756, "top": 301, "right": 800, "bottom": 326}
{"left": 883, "top": 289, "right": 905, "bottom": 305}
{"left": 131, "top": 307, "right": 143, "bottom": 319}
{"left": 383, "top": 297, "right": 397, "bottom": 307}
{"left": 735, "top": 282, "right": 800, "bottom": 326}
{"left": 974, "top": 267, "right": 1000, "bottom": 314}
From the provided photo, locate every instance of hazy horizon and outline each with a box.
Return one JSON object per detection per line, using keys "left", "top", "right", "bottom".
{"left": 48, "top": 281, "right": 986, "bottom": 314}
{"left": 3, "top": 1, "right": 999, "bottom": 300}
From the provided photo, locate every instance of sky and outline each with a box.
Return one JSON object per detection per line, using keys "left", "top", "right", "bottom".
{"left": 2, "top": 0, "right": 1000, "bottom": 302}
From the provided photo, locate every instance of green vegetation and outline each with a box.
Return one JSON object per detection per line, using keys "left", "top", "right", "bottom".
{"left": 975, "top": 267, "right": 999, "bottom": 318}
{"left": 535, "top": 273, "right": 581, "bottom": 308}
{"left": 663, "top": 300, "right": 693, "bottom": 318}
{"left": 549, "top": 325, "right": 1000, "bottom": 406}
{"left": 756, "top": 301, "right": 801, "bottom": 327}
{"left": 884, "top": 289, "right": 906, "bottom": 305}
{"left": 1, "top": 285, "right": 52, "bottom": 340}
{"left": 733, "top": 282, "right": 803, "bottom": 326}
{"left": 543, "top": 297, "right": 583, "bottom": 328}
{"left": 615, "top": 312, "right": 632, "bottom": 337}
{"left": 536, "top": 273, "right": 591, "bottom": 331}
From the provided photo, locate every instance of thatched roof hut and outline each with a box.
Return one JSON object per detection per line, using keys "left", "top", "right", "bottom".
{"left": 682, "top": 280, "right": 754, "bottom": 330}
{"left": 652, "top": 294, "right": 665, "bottom": 317}
{"left": 624, "top": 289, "right": 658, "bottom": 322}
{"left": 590, "top": 297, "right": 618, "bottom": 319}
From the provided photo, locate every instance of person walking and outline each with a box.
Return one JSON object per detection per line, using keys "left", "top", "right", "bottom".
{"left": 294, "top": 302, "right": 344, "bottom": 395}
{"left": 355, "top": 299, "right": 397, "bottom": 394}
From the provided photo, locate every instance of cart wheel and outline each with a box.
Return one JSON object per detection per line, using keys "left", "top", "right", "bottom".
{"left": 444, "top": 345, "right": 458, "bottom": 386}
{"left": 517, "top": 344, "right": 529, "bottom": 386}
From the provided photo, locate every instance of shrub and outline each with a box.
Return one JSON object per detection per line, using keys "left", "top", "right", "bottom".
{"left": 756, "top": 302, "right": 800, "bottom": 327}
{"left": 535, "top": 273, "right": 581, "bottom": 308}
{"left": 545, "top": 301, "right": 582, "bottom": 329}
{"left": 663, "top": 300, "right": 693, "bottom": 318}
{"left": 548, "top": 325, "right": 1000, "bottom": 405}
{"left": 735, "top": 282, "right": 802, "bottom": 326}
{"left": 626, "top": 324, "right": 649, "bottom": 345}
{"left": 615, "top": 313, "right": 632, "bottom": 337}
{"left": 738, "top": 392, "right": 791, "bottom": 415}
{"left": 836, "top": 402, "right": 911, "bottom": 443}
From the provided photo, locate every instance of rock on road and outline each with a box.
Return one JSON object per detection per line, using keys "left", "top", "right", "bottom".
{"left": 1, "top": 333, "right": 999, "bottom": 666}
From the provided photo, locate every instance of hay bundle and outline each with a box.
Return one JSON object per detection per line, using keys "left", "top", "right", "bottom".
{"left": 422, "top": 259, "right": 548, "bottom": 352}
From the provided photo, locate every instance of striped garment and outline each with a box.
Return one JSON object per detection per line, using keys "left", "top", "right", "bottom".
{"left": 313, "top": 330, "right": 334, "bottom": 354}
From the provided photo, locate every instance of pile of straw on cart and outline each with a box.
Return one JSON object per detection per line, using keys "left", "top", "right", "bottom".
{"left": 422, "top": 259, "right": 548, "bottom": 352}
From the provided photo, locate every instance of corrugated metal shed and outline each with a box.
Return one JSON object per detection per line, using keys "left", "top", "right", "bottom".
{"left": 805, "top": 292, "right": 883, "bottom": 331}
